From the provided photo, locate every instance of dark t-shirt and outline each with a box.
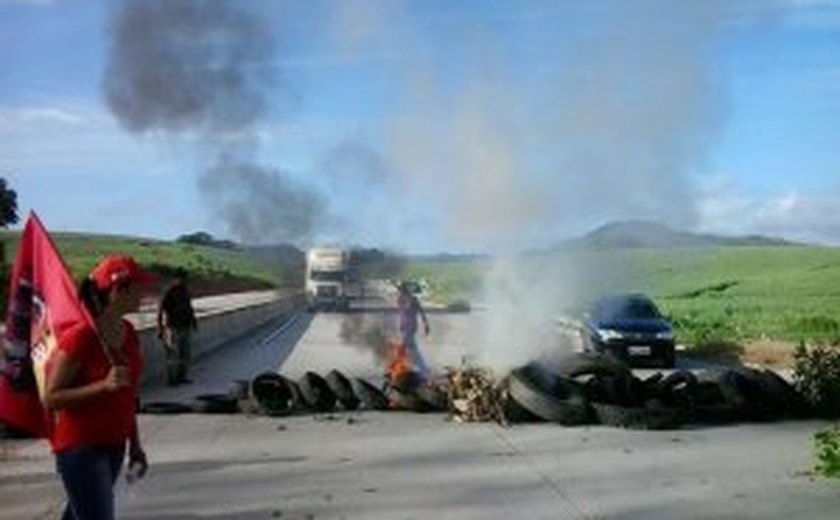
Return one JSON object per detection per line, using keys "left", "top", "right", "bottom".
{"left": 159, "top": 282, "right": 196, "bottom": 329}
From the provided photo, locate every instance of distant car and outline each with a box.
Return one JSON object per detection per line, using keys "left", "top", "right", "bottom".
{"left": 582, "top": 293, "right": 676, "bottom": 368}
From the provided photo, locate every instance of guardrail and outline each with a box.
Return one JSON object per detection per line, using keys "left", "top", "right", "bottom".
{"left": 130, "top": 290, "right": 305, "bottom": 387}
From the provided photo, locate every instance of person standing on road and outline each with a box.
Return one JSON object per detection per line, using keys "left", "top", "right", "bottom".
{"left": 397, "top": 281, "right": 431, "bottom": 377}
{"left": 43, "top": 254, "right": 156, "bottom": 520}
{"left": 156, "top": 273, "right": 197, "bottom": 386}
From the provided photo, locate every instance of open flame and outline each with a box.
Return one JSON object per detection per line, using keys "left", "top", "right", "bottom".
{"left": 386, "top": 340, "right": 412, "bottom": 387}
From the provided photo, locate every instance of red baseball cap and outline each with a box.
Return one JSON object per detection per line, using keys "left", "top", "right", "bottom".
{"left": 90, "top": 255, "right": 158, "bottom": 291}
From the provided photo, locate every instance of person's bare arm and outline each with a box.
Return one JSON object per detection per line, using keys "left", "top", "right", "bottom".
{"left": 43, "top": 350, "right": 130, "bottom": 411}
{"left": 128, "top": 415, "right": 148, "bottom": 477}
{"left": 418, "top": 298, "right": 430, "bottom": 335}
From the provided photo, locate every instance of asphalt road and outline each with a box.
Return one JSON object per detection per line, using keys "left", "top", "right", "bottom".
{"left": 1, "top": 299, "right": 838, "bottom": 519}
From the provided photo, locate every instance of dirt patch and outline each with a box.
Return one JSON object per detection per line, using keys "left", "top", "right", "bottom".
{"left": 740, "top": 340, "right": 796, "bottom": 368}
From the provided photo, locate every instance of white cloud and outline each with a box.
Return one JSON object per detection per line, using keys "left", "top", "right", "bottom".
{"left": 0, "top": 102, "right": 173, "bottom": 177}
{"left": 0, "top": 103, "right": 107, "bottom": 132}
{"left": 698, "top": 176, "right": 840, "bottom": 244}
{"left": 0, "top": 0, "right": 57, "bottom": 5}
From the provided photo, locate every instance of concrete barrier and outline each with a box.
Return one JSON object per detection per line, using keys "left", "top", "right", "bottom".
{"left": 129, "top": 290, "right": 304, "bottom": 387}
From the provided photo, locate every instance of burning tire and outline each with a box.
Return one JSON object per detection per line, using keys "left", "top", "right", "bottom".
{"left": 386, "top": 387, "right": 431, "bottom": 412}
{"left": 325, "top": 369, "right": 361, "bottom": 411}
{"left": 193, "top": 393, "right": 239, "bottom": 414}
{"left": 139, "top": 401, "right": 193, "bottom": 415}
{"left": 298, "top": 371, "right": 337, "bottom": 413}
{"left": 508, "top": 364, "right": 590, "bottom": 425}
{"left": 351, "top": 378, "right": 389, "bottom": 410}
{"left": 251, "top": 372, "right": 297, "bottom": 416}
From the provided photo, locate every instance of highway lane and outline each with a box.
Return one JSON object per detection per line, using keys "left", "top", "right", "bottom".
{"left": 2, "top": 294, "right": 838, "bottom": 519}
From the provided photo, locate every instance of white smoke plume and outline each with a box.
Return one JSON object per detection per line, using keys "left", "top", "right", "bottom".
{"left": 328, "top": 0, "right": 744, "bottom": 368}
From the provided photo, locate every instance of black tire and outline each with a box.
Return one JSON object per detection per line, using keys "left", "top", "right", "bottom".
{"left": 351, "top": 378, "right": 389, "bottom": 410}
{"left": 662, "top": 346, "right": 676, "bottom": 369}
{"left": 592, "top": 402, "right": 685, "bottom": 430}
{"left": 416, "top": 384, "right": 448, "bottom": 412}
{"left": 643, "top": 372, "right": 665, "bottom": 389}
{"left": 757, "top": 369, "right": 805, "bottom": 418}
{"left": 390, "top": 370, "right": 425, "bottom": 392}
{"left": 501, "top": 395, "right": 543, "bottom": 423}
{"left": 140, "top": 401, "right": 193, "bottom": 415}
{"left": 508, "top": 365, "right": 590, "bottom": 425}
{"left": 717, "top": 369, "right": 776, "bottom": 421}
{"left": 554, "top": 352, "right": 632, "bottom": 379}
{"left": 599, "top": 373, "right": 645, "bottom": 407}
{"left": 284, "top": 378, "right": 305, "bottom": 412}
{"left": 658, "top": 370, "right": 698, "bottom": 408}
{"left": 193, "top": 393, "right": 239, "bottom": 414}
{"left": 325, "top": 370, "right": 361, "bottom": 411}
{"left": 251, "top": 372, "right": 297, "bottom": 416}
{"left": 386, "top": 387, "right": 430, "bottom": 412}
{"left": 227, "top": 379, "right": 250, "bottom": 400}
{"left": 693, "top": 380, "right": 726, "bottom": 406}
{"left": 298, "top": 372, "right": 337, "bottom": 413}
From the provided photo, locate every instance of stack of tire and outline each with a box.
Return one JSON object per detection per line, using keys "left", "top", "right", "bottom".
{"left": 234, "top": 370, "right": 391, "bottom": 416}
{"left": 503, "top": 354, "right": 808, "bottom": 429}
{"left": 141, "top": 368, "right": 450, "bottom": 417}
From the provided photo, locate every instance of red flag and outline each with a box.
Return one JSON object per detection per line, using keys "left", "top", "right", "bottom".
{"left": 0, "top": 212, "right": 94, "bottom": 438}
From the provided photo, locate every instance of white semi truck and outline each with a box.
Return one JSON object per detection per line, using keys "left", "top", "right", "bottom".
{"left": 305, "top": 247, "right": 360, "bottom": 311}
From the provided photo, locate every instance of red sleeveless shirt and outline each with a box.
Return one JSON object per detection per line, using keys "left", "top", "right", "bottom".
{"left": 50, "top": 319, "right": 142, "bottom": 453}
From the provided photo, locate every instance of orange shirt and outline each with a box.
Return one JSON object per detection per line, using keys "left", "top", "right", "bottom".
{"left": 50, "top": 319, "right": 142, "bottom": 453}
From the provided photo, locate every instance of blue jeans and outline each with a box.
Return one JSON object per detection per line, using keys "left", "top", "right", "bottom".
{"left": 402, "top": 329, "right": 430, "bottom": 377}
{"left": 55, "top": 444, "right": 125, "bottom": 520}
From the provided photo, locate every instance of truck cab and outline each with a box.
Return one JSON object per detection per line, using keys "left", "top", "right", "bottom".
{"left": 305, "top": 248, "right": 355, "bottom": 311}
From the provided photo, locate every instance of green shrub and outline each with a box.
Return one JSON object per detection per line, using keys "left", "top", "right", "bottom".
{"left": 813, "top": 425, "right": 840, "bottom": 478}
{"left": 793, "top": 342, "right": 840, "bottom": 417}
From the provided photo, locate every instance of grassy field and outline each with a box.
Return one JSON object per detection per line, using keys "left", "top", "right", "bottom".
{"left": 404, "top": 246, "right": 840, "bottom": 348}
{"left": 2, "top": 228, "right": 838, "bottom": 349}
{"left": 0, "top": 231, "right": 300, "bottom": 299}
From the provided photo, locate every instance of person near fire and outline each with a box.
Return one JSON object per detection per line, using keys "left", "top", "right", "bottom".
{"left": 156, "top": 271, "right": 198, "bottom": 386}
{"left": 397, "top": 281, "right": 431, "bottom": 377}
{"left": 43, "top": 254, "right": 157, "bottom": 520}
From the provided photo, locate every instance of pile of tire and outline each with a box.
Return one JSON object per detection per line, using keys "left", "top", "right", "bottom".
{"left": 141, "top": 368, "right": 441, "bottom": 417}
{"left": 384, "top": 370, "right": 448, "bottom": 413}
{"left": 502, "top": 354, "right": 809, "bottom": 430}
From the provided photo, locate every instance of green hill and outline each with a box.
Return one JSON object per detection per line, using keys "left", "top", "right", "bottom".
{"left": 561, "top": 220, "right": 797, "bottom": 249}
{"left": 0, "top": 231, "right": 302, "bottom": 301}
{"left": 405, "top": 245, "right": 840, "bottom": 347}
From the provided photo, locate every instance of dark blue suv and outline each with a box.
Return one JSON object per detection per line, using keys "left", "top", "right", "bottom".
{"left": 583, "top": 293, "right": 676, "bottom": 368}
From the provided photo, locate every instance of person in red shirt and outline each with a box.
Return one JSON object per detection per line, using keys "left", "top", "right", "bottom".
{"left": 43, "top": 255, "right": 157, "bottom": 520}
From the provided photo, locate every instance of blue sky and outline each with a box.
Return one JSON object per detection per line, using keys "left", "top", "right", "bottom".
{"left": 1, "top": 0, "right": 839, "bottom": 253}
